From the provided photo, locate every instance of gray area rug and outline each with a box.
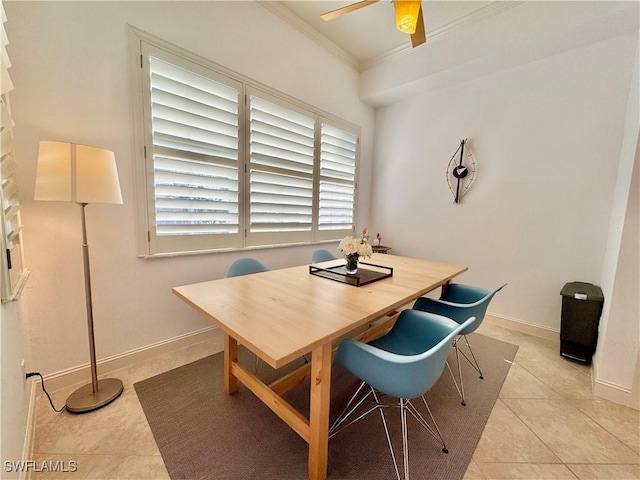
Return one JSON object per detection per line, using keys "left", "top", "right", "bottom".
{"left": 135, "top": 333, "right": 518, "bottom": 480}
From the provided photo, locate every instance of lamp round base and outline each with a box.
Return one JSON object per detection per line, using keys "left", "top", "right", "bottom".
{"left": 65, "top": 378, "right": 124, "bottom": 413}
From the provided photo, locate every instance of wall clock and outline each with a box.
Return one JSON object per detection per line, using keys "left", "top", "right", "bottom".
{"left": 446, "top": 139, "right": 477, "bottom": 203}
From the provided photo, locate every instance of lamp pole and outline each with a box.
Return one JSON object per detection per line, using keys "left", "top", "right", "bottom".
{"left": 65, "top": 203, "right": 123, "bottom": 413}
{"left": 80, "top": 203, "right": 99, "bottom": 394}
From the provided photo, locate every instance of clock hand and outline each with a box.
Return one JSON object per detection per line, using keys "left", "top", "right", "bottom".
{"left": 455, "top": 140, "right": 465, "bottom": 203}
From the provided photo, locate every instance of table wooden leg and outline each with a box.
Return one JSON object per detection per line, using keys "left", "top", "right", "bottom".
{"left": 442, "top": 280, "right": 451, "bottom": 297}
{"left": 308, "top": 342, "right": 332, "bottom": 480}
{"left": 224, "top": 333, "right": 238, "bottom": 394}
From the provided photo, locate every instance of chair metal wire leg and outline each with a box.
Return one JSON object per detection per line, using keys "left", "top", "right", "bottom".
{"left": 373, "top": 389, "right": 401, "bottom": 480}
{"left": 331, "top": 388, "right": 450, "bottom": 480}
{"left": 331, "top": 386, "right": 402, "bottom": 480}
{"left": 420, "top": 396, "right": 448, "bottom": 453}
{"left": 445, "top": 360, "right": 464, "bottom": 406}
{"left": 462, "top": 334, "right": 484, "bottom": 379}
{"left": 454, "top": 340, "right": 467, "bottom": 406}
{"left": 400, "top": 399, "right": 410, "bottom": 480}
{"left": 329, "top": 382, "right": 376, "bottom": 438}
{"left": 404, "top": 398, "right": 448, "bottom": 454}
{"left": 451, "top": 334, "right": 486, "bottom": 406}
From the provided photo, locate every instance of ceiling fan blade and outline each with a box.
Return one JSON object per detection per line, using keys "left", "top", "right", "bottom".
{"left": 321, "top": 0, "right": 379, "bottom": 21}
{"left": 410, "top": 5, "right": 426, "bottom": 47}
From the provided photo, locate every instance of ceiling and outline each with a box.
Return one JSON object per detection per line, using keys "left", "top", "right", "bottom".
{"left": 264, "top": 1, "right": 518, "bottom": 70}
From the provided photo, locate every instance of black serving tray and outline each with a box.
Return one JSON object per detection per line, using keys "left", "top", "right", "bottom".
{"left": 309, "top": 261, "right": 393, "bottom": 287}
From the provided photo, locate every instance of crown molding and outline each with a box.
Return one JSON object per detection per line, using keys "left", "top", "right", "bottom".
{"left": 258, "top": 1, "right": 361, "bottom": 71}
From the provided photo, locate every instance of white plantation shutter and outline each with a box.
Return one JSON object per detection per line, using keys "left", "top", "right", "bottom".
{"left": 247, "top": 92, "right": 315, "bottom": 244}
{"left": 134, "top": 32, "right": 360, "bottom": 255}
{"left": 143, "top": 46, "right": 243, "bottom": 253}
{"left": 318, "top": 122, "right": 357, "bottom": 236}
{"left": 0, "top": 1, "right": 28, "bottom": 300}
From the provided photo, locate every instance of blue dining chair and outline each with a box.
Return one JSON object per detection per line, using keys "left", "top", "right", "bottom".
{"left": 412, "top": 283, "right": 506, "bottom": 406}
{"left": 225, "top": 257, "right": 270, "bottom": 278}
{"left": 330, "top": 309, "right": 475, "bottom": 480}
{"left": 311, "top": 248, "right": 338, "bottom": 263}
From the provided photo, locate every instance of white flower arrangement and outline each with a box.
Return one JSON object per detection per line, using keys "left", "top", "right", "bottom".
{"left": 338, "top": 236, "right": 373, "bottom": 258}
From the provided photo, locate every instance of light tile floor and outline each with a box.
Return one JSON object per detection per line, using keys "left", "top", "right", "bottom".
{"left": 30, "top": 322, "right": 639, "bottom": 480}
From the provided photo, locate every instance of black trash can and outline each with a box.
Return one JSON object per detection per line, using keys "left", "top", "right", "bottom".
{"left": 559, "top": 282, "right": 604, "bottom": 365}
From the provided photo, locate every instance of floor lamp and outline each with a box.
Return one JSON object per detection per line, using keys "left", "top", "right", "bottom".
{"left": 34, "top": 141, "right": 124, "bottom": 413}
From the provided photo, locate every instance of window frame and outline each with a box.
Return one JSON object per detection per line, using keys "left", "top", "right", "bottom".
{"left": 129, "top": 27, "right": 360, "bottom": 257}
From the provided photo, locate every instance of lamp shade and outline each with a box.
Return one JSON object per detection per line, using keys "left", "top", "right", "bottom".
{"left": 34, "top": 141, "right": 122, "bottom": 204}
{"left": 394, "top": 1, "right": 421, "bottom": 34}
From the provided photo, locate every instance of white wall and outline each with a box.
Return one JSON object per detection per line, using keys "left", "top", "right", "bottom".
{"left": 6, "top": 1, "right": 374, "bottom": 376}
{"left": 593, "top": 36, "right": 639, "bottom": 407}
{"left": 595, "top": 138, "right": 639, "bottom": 405}
{"left": 370, "top": 32, "right": 638, "bottom": 330}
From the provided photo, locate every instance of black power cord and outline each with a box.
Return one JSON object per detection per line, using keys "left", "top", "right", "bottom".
{"left": 26, "top": 372, "right": 66, "bottom": 413}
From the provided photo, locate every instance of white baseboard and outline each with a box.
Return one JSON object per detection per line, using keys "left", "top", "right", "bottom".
{"left": 41, "top": 326, "right": 220, "bottom": 393}
{"left": 484, "top": 312, "right": 560, "bottom": 343}
{"left": 592, "top": 357, "right": 640, "bottom": 410}
{"left": 22, "top": 379, "right": 37, "bottom": 480}
{"left": 592, "top": 377, "right": 639, "bottom": 410}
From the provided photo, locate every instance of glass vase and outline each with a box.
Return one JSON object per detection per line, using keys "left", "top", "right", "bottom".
{"left": 345, "top": 254, "right": 359, "bottom": 275}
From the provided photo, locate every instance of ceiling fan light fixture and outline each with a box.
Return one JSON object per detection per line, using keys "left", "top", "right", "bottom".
{"left": 394, "top": 1, "right": 421, "bottom": 34}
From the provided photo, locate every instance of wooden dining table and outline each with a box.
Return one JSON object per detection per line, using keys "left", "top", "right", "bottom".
{"left": 173, "top": 253, "right": 467, "bottom": 480}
